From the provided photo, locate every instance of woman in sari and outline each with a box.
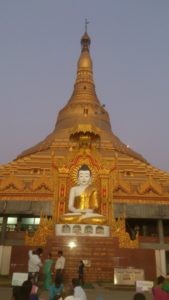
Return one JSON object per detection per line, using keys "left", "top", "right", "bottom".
{"left": 43, "top": 253, "right": 54, "bottom": 290}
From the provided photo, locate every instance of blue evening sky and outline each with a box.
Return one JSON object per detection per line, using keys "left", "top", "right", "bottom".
{"left": 0, "top": 1, "right": 169, "bottom": 171}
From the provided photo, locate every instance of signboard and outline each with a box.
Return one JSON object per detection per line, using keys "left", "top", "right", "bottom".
{"left": 136, "top": 280, "right": 154, "bottom": 292}
{"left": 12, "top": 272, "right": 28, "bottom": 286}
{"left": 114, "top": 268, "right": 144, "bottom": 285}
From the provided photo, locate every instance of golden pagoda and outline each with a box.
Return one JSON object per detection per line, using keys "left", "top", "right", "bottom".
{"left": 0, "top": 28, "right": 169, "bottom": 282}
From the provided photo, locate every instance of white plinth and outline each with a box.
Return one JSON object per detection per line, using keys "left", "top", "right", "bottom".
{"left": 55, "top": 223, "right": 110, "bottom": 237}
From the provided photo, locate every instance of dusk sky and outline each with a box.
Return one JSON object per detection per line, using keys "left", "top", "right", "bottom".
{"left": 0, "top": 1, "right": 169, "bottom": 171}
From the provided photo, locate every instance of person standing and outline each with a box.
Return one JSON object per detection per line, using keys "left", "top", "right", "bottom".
{"left": 28, "top": 247, "right": 43, "bottom": 284}
{"left": 54, "top": 250, "right": 65, "bottom": 282}
{"left": 78, "top": 260, "right": 84, "bottom": 286}
{"left": 43, "top": 252, "right": 54, "bottom": 290}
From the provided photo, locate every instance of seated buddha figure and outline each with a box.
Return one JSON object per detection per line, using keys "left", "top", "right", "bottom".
{"left": 60, "top": 164, "right": 106, "bottom": 224}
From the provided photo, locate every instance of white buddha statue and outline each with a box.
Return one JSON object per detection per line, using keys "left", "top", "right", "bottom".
{"left": 60, "top": 164, "right": 106, "bottom": 224}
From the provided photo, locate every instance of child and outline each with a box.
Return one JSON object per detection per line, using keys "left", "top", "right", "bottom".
{"left": 49, "top": 278, "right": 64, "bottom": 300}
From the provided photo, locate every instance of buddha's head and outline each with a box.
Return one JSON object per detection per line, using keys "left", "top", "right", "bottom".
{"left": 77, "top": 164, "right": 92, "bottom": 186}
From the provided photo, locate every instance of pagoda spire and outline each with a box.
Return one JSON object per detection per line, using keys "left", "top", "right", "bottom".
{"left": 80, "top": 19, "right": 90, "bottom": 52}
{"left": 85, "top": 18, "right": 89, "bottom": 32}
{"left": 67, "top": 27, "right": 100, "bottom": 105}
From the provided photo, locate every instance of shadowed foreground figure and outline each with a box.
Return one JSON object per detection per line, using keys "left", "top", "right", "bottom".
{"left": 133, "top": 293, "right": 146, "bottom": 300}
{"left": 12, "top": 281, "right": 32, "bottom": 300}
{"left": 49, "top": 278, "right": 64, "bottom": 300}
{"left": 72, "top": 278, "right": 87, "bottom": 300}
{"left": 152, "top": 275, "right": 169, "bottom": 300}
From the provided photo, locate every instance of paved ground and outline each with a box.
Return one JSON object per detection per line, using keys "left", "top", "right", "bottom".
{"left": 0, "top": 285, "right": 152, "bottom": 300}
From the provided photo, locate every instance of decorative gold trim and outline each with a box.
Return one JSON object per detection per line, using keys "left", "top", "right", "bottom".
{"left": 31, "top": 176, "right": 53, "bottom": 191}
{"left": 25, "top": 213, "right": 54, "bottom": 246}
{"left": 113, "top": 173, "right": 131, "bottom": 194}
{"left": 138, "top": 175, "right": 162, "bottom": 195}
{"left": 111, "top": 215, "right": 139, "bottom": 249}
{"left": 0, "top": 175, "right": 25, "bottom": 191}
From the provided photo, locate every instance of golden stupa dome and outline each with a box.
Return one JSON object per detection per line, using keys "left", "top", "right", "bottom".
{"left": 16, "top": 29, "right": 148, "bottom": 165}
{"left": 77, "top": 51, "right": 93, "bottom": 69}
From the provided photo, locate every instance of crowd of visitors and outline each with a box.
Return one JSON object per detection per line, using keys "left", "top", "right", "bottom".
{"left": 12, "top": 248, "right": 87, "bottom": 300}
{"left": 12, "top": 248, "right": 169, "bottom": 300}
